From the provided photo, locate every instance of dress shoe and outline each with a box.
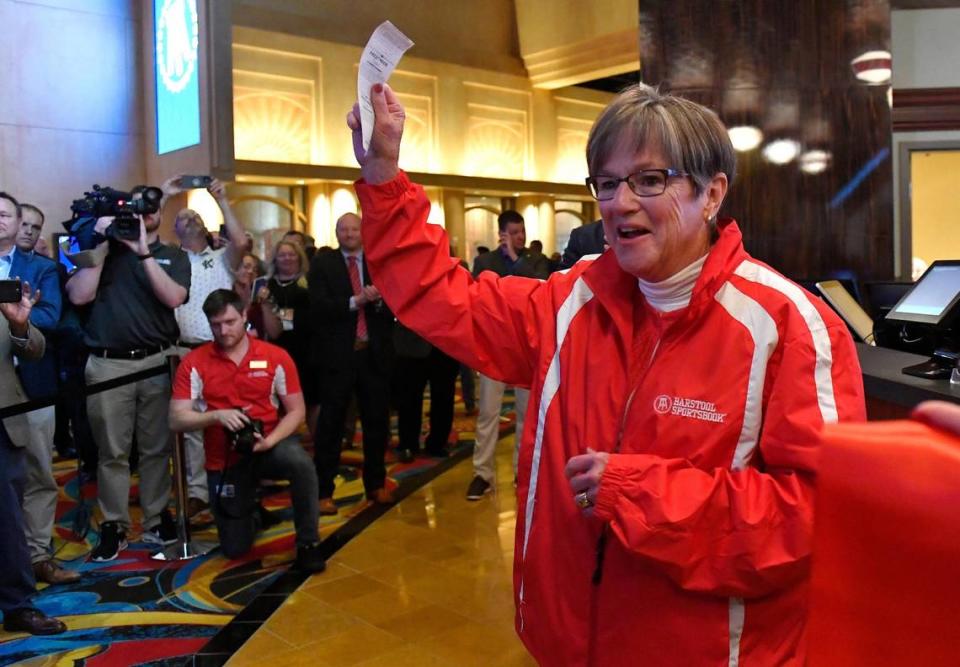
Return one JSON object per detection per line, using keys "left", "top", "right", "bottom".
{"left": 2, "top": 608, "right": 67, "bottom": 635}
{"left": 397, "top": 448, "right": 415, "bottom": 463}
{"left": 370, "top": 487, "right": 395, "bottom": 505}
{"left": 318, "top": 497, "right": 338, "bottom": 515}
{"left": 33, "top": 559, "right": 81, "bottom": 585}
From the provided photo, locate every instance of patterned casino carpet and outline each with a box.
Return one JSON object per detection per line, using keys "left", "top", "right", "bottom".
{"left": 0, "top": 391, "right": 517, "bottom": 667}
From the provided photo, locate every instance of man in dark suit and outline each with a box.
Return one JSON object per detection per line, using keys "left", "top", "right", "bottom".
{"left": 0, "top": 198, "right": 66, "bottom": 634}
{"left": 559, "top": 219, "right": 607, "bottom": 270}
{"left": 309, "top": 212, "right": 395, "bottom": 514}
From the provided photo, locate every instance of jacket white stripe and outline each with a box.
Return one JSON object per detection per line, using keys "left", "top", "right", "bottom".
{"left": 519, "top": 276, "right": 595, "bottom": 617}
{"left": 715, "top": 281, "right": 780, "bottom": 471}
{"left": 733, "top": 261, "right": 839, "bottom": 423}
{"left": 715, "top": 281, "right": 778, "bottom": 667}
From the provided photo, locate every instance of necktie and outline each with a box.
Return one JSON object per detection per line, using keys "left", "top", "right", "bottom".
{"left": 347, "top": 255, "right": 368, "bottom": 341}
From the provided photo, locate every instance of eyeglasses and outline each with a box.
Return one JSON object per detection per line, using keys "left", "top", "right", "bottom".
{"left": 585, "top": 168, "right": 689, "bottom": 200}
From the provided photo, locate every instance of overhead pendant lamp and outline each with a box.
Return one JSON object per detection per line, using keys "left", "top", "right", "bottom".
{"left": 851, "top": 50, "right": 892, "bottom": 85}
{"left": 800, "top": 149, "right": 832, "bottom": 175}
{"left": 728, "top": 125, "right": 764, "bottom": 152}
{"left": 762, "top": 138, "right": 801, "bottom": 165}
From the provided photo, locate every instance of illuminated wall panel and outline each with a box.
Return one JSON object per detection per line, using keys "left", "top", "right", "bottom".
{"left": 154, "top": 0, "right": 201, "bottom": 154}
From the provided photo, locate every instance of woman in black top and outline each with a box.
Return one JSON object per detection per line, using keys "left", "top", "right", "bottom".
{"left": 251, "top": 240, "right": 317, "bottom": 431}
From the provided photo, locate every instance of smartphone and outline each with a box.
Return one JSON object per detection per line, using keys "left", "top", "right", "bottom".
{"left": 252, "top": 276, "right": 268, "bottom": 297}
{"left": 0, "top": 279, "right": 23, "bottom": 303}
{"left": 180, "top": 175, "right": 213, "bottom": 189}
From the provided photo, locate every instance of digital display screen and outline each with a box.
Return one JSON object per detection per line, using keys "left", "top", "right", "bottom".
{"left": 154, "top": 0, "right": 201, "bottom": 155}
{"left": 887, "top": 262, "right": 960, "bottom": 326}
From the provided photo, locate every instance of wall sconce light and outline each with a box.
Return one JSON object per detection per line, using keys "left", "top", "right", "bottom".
{"left": 762, "top": 138, "right": 801, "bottom": 165}
{"left": 800, "top": 149, "right": 832, "bottom": 175}
{"left": 851, "top": 50, "right": 892, "bottom": 85}
{"left": 728, "top": 126, "right": 764, "bottom": 152}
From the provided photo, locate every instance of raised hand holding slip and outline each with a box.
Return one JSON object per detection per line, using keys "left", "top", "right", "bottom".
{"left": 347, "top": 83, "right": 405, "bottom": 185}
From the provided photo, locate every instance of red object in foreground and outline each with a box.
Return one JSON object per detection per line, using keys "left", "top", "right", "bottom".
{"left": 809, "top": 420, "right": 960, "bottom": 666}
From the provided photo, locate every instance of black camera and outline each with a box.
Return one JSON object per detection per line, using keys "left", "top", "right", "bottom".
{"left": 227, "top": 417, "right": 264, "bottom": 456}
{"left": 64, "top": 184, "right": 163, "bottom": 250}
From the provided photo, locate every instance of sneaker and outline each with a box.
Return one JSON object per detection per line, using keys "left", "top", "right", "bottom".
{"left": 143, "top": 510, "right": 178, "bottom": 546}
{"left": 90, "top": 521, "right": 127, "bottom": 562}
{"left": 465, "top": 475, "right": 492, "bottom": 501}
{"left": 295, "top": 542, "right": 327, "bottom": 574}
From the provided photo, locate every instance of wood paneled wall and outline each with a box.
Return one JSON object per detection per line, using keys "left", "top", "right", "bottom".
{"left": 639, "top": 1, "right": 895, "bottom": 281}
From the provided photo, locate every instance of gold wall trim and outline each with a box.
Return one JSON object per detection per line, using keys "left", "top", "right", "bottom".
{"left": 523, "top": 28, "right": 640, "bottom": 89}
{"left": 235, "top": 161, "right": 592, "bottom": 198}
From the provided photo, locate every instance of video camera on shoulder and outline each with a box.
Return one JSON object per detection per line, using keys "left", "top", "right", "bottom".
{"left": 63, "top": 184, "right": 163, "bottom": 250}
{"left": 226, "top": 411, "right": 264, "bottom": 456}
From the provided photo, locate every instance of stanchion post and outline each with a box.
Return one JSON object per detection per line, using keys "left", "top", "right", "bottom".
{"left": 152, "top": 353, "right": 217, "bottom": 561}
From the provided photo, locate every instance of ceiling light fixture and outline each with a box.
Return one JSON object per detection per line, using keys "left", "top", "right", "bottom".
{"left": 762, "top": 139, "right": 801, "bottom": 165}
{"left": 728, "top": 126, "right": 764, "bottom": 152}
{"left": 800, "top": 149, "right": 831, "bottom": 175}
{"left": 851, "top": 50, "right": 892, "bottom": 85}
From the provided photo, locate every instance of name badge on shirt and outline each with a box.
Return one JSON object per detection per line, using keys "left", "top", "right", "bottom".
{"left": 249, "top": 360, "right": 268, "bottom": 369}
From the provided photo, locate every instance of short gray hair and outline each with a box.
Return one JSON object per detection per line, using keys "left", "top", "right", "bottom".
{"left": 586, "top": 84, "right": 736, "bottom": 196}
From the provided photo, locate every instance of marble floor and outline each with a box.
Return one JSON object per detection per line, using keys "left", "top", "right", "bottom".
{"left": 227, "top": 437, "right": 536, "bottom": 666}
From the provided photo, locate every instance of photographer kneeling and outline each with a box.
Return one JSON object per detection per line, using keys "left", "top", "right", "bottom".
{"left": 169, "top": 289, "right": 325, "bottom": 573}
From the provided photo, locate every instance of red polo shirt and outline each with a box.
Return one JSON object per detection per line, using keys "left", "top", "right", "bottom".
{"left": 173, "top": 335, "right": 302, "bottom": 471}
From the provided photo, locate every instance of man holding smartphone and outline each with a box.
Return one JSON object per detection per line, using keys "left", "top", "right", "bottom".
{"left": 0, "top": 261, "right": 67, "bottom": 634}
{"left": 169, "top": 176, "right": 247, "bottom": 521}
{"left": 0, "top": 193, "right": 72, "bottom": 585}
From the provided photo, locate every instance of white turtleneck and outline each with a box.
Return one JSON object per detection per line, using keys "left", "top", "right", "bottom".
{"left": 637, "top": 254, "right": 708, "bottom": 312}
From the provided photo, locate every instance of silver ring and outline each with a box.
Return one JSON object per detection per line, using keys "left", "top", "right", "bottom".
{"left": 575, "top": 491, "right": 592, "bottom": 509}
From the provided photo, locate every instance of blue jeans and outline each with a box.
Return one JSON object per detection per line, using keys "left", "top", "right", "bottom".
{"left": 207, "top": 439, "right": 319, "bottom": 559}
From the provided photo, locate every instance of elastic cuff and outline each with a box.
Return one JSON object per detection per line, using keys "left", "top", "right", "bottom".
{"left": 592, "top": 455, "right": 631, "bottom": 522}
{"left": 355, "top": 170, "right": 411, "bottom": 196}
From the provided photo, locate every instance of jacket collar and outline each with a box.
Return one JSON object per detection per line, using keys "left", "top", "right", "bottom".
{"left": 580, "top": 217, "right": 748, "bottom": 329}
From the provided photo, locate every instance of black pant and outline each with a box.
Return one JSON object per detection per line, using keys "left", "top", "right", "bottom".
{"left": 314, "top": 348, "right": 390, "bottom": 499}
{"left": 208, "top": 440, "right": 320, "bottom": 559}
{"left": 0, "top": 434, "right": 37, "bottom": 614}
{"left": 395, "top": 348, "right": 459, "bottom": 452}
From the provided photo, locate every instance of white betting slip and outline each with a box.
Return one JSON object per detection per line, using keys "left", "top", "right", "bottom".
{"left": 357, "top": 21, "right": 414, "bottom": 152}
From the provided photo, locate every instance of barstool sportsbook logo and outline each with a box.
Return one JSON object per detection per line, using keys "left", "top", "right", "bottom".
{"left": 654, "top": 394, "right": 726, "bottom": 423}
{"left": 156, "top": 0, "right": 199, "bottom": 94}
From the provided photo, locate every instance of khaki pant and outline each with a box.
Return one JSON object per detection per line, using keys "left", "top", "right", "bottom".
{"left": 85, "top": 352, "right": 172, "bottom": 530}
{"left": 472, "top": 373, "right": 528, "bottom": 484}
{"left": 22, "top": 406, "right": 57, "bottom": 563}
{"left": 174, "top": 345, "right": 208, "bottom": 503}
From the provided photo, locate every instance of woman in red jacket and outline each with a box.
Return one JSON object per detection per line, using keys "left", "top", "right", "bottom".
{"left": 350, "top": 83, "right": 866, "bottom": 666}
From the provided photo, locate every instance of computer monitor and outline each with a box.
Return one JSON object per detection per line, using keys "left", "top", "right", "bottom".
{"left": 816, "top": 280, "right": 876, "bottom": 345}
{"left": 884, "top": 260, "right": 960, "bottom": 378}
{"left": 885, "top": 261, "right": 960, "bottom": 327}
